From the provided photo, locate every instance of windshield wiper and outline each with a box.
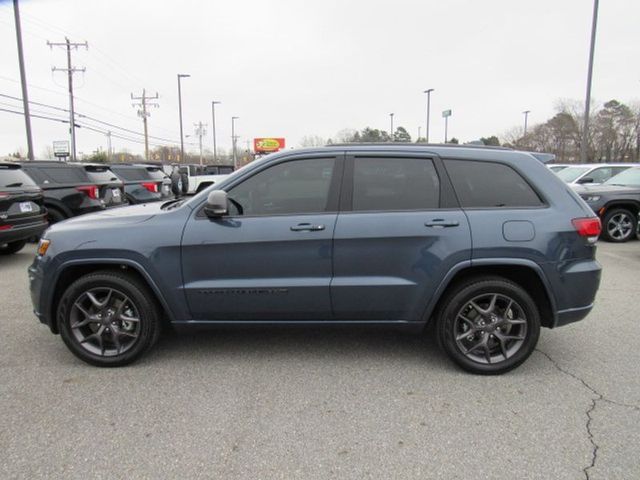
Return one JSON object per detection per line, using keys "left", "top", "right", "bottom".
{"left": 4, "top": 182, "right": 23, "bottom": 188}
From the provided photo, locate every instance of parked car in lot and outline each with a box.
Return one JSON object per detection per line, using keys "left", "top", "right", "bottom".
{"left": 555, "top": 163, "right": 636, "bottom": 186}
{"left": 0, "top": 163, "right": 48, "bottom": 254}
{"left": 178, "top": 163, "right": 234, "bottom": 194}
{"left": 108, "top": 164, "right": 174, "bottom": 204}
{"left": 20, "top": 161, "right": 126, "bottom": 224}
{"left": 574, "top": 166, "right": 640, "bottom": 242}
{"left": 29, "top": 144, "right": 602, "bottom": 374}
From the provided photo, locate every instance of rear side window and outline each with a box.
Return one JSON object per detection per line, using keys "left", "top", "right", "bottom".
{"left": 444, "top": 160, "right": 543, "bottom": 208}
{"left": 0, "top": 167, "right": 37, "bottom": 187}
{"left": 352, "top": 157, "right": 440, "bottom": 211}
{"left": 83, "top": 167, "right": 118, "bottom": 183}
{"left": 146, "top": 168, "right": 167, "bottom": 180}
{"left": 24, "top": 166, "right": 88, "bottom": 184}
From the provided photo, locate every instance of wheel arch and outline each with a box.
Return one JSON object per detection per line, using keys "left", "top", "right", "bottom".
{"left": 601, "top": 201, "right": 640, "bottom": 217}
{"left": 423, "top": 259, "right": 557, "bottom": 329}
{"left": 43, "top": 199, "right": 72, "bottom": 218}
{"left": 48, "top": 259, "right": 176, "bottom": 334}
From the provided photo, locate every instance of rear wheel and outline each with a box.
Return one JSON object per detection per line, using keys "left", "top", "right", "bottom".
{"left": 180, "top": 173, "right": 189, "bottom": 195}
{"left": 47, "top": 207, "right": 66, "bottom": 225}
{"left": 0, "top": 240, "right": 27, "bottom": 255}
{"left": 437, "top": 277, "right": 540, "bottom": 375}
{"left": 57, "top": 271, "right": 161, "bottom": 367}
{"left": 601, "top": 208, "right": 637, "bottom": 242}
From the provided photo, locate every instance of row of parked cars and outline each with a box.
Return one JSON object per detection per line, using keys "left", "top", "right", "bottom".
{"left": 549, "top": 162, "right": 640, "bottom": 242}
{"left": 0, "top": 161, "right": 233, "bottom": 255}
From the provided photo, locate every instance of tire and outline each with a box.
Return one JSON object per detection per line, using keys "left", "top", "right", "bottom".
{"left": 47, "top": 207, "right": 66, "bottom": 225}
{"left": 0, "top": 239, "right": 27, "bottom": 255}
{"left": 170, "top": 171, "right": 182, "bottom": 196}
{"left": 601, "top": 208, "right": 637, "bottom": 243}
{"left": 180, "top": 173, "right": 189, "bottom": 195}
{"left": 436, "top": 276, "right": 541, "bottom": 375}
{"left": 57, "top": 270, "right": 161, "bottom": 367}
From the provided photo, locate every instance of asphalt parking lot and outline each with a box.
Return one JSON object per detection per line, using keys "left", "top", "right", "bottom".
{"left": 1, "top": 242, "right": 639, "bottom": 479}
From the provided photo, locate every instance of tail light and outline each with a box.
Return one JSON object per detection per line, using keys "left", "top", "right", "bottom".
{"left": 141, "top": 182, "right": 159, "bottom": 193}
{"left": 0, "top": 192, "right": 9, "bottom": 198}
{"left": 572, "top": 217, "right": 601, "bottom": 243}
{"left": 76, "top": 185, "right": 99, "bottom": 200}
{"left": 0, "top": 225, "right": 13, "bottom": 231}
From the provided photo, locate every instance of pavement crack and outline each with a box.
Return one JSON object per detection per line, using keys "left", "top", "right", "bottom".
{"left": 534, "top": 348, "right": 640, "bottom": 480}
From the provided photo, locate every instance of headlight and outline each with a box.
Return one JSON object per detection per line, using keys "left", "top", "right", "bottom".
{"left": 37, "top": 239, "right": 50, "bottom": 256}
{"left": 583, "top": 195, "right": 601, "bottom": 203}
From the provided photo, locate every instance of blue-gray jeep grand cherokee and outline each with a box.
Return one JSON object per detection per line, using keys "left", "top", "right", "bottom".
{"left": 29, "top": 144, "right": 602, "bottom": 374}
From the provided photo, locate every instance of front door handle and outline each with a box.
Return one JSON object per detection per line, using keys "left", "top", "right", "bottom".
{"left": 290, "top": 223, "right": 325, "bottom": 232}
{"left": 425, "top": 219, "right": 460, "bottom": 228}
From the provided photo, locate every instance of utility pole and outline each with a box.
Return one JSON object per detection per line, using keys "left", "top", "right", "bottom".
{"left": 581, "top": 0, "right": 599, "bottom": 163}
{"left": 47, "top": 37, "right": 87, "bottom": 162}
{"left": 131, "top": 89, "right": 159, "bottom": 161}
{"left": 424, "top": 88, "right": 434, "bottom": 143}
{"left": 211, "top": 100, "right": 221, "bottom": 163}
{"left": 194, "top": 122, "right": 207, "bottom": 165}
{"left": 13, "top": 0, "right": 34, "bottom": 161}
{"left": 389, "top": 113, "right": 394, "bottom": 142}
{"left": 231, "top": 116, "right": 239, "bottom": 168}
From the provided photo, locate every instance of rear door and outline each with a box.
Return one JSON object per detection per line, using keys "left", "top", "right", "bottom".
{"left": 331, "top": 152, "right": 471, "bottom": 321}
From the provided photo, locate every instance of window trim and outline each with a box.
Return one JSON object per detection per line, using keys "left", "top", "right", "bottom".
{"left": 195, "top": 153, "right": 344, "bottom": 219}
{"left": 442, "top": 158, "right": 548, "bottom": 210}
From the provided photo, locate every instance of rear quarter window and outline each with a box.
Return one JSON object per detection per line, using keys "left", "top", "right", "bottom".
{"left": 25, "top": 166, "right": 88, "bottom": 184}
{"left": 444, "top": 159, "right": 544, "bottom": 208}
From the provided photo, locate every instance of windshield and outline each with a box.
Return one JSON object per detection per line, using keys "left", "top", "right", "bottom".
{"left": 556, "top": 166, "right": 591, "bottom": 183}
{"left": 603, "top": 167, "right": 640, "bottom": 187}
{"left": 0, "top": 167, "right": 37, "bottom": 188}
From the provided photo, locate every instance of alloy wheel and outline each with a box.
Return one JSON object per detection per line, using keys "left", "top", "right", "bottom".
{"left": 454, "top": 293, "right": 527, "bottom": 365}
{"left": 69, "top": 287, "right": 141, "bottom": 357}
{"left": 607, "top": 213, "right": 634, "bottom": 241}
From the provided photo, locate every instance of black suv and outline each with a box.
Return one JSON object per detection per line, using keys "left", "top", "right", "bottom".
{"left": 0, "top": 163, "right": 47, "bottom": 254}
{"left": 574, "top": 166, "right": 640, "bottom": 242}
{"left": 108, "top": 164, "right": 174, "bottom": 204}
{"left": 20, "top": 161, "right": 127, "bottom": 224}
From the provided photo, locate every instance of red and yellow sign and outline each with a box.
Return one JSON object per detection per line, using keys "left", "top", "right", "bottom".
{"left": 254, "top": 137, "right": 285, "bottom": 153}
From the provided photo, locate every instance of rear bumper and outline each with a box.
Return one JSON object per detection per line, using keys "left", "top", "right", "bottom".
{"left": 0, "top": 217, "right": 48, "bottom": 244}
{"left": 547, "top": 258, "right": 602, "bottom": 328}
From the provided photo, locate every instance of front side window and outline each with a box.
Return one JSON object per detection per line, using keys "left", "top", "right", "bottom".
{"left": 444, "top": 159, "right": 543, "bottom": 208}
{"left": 352, "top": 157, "right": 440, "bottom": 211}
{"left": 228, "top": 157, "right": 335, "bottom": 216}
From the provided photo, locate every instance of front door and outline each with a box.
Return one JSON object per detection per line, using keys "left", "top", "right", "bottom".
{"left": 181, "top": 154, "right": 343, "bottom": 321}
{"left": 331, "top": 153, "right": 471, "bottom": 321}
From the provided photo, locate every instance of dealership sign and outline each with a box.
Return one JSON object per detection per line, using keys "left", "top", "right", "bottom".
{"left": 254, "top": 137, "right": 285, "bottom": 153}
{"left": 52, "top": 140, "right": 70, "bottom": 158}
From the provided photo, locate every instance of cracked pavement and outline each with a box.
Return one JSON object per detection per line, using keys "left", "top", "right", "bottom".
{"left": 1, "top": 241, "right": 639, "bottom": 479}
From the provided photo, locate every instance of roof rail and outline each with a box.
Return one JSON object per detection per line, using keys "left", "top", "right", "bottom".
{"left": 325, "top": 142, "right": 513, "bottom": 151}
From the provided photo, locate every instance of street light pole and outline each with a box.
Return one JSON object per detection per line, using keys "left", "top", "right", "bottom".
{"left": 580, "top": 0, "right": 599, "bottom": 163}
{"left": 423, "top": 88, "right": 434, "bottom": 143}
{"left": 523, "top": 110, "right": 531, "bottom": 137}
{"left": 177, "top": 73, "right": 190, "bottom": 163}
{"left": 389, "top": 113, "right": 394, "bottom": 142}
{"left": 231, "top": 116, "right": 239, "bottom": 168}
{"left": 211, "top": 100, "right": 221, "bottom": 163}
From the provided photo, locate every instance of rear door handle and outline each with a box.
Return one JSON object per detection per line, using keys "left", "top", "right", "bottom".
{"left": 290, "top": 223, "right": 325, "bottom": 232}
{"left": 425, "top": 219, "right": 460, "bottom": 228}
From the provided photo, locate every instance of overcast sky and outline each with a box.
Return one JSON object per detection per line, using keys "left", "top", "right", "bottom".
{"left": 0, "top": 0, "right": 639, "bottom": 158}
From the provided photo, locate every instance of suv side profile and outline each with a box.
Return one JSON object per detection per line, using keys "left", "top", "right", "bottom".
{"left": 20, "top": 161, "right": 126, "bottom": 224}
{"left": 29, "top": 145, "right": 602, "bottom": 374}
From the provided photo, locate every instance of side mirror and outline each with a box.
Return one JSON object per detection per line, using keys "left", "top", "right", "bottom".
{"left": 204, "top": 190, "right": 228, "bottom": 218}
{"left": 578, "top": 177, "right": 594, "bottom": 184}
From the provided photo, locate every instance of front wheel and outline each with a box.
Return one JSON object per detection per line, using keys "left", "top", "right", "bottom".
{"left": 601, "top": 208, "right": 637, "bottom": 242}
{"left": 57, "top": 271, "right": 161, "bottom": 367}
{"left": 437, "top": 277, "right": 540, "bottom": 375}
